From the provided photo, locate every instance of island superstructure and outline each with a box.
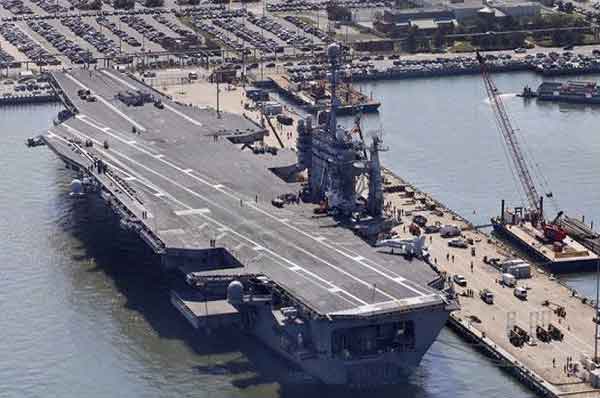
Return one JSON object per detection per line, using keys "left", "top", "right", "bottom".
{"left": 39, "top": 44, "right": 456, "bottom": 386}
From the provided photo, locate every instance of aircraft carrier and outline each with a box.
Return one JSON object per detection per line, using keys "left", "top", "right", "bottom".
{"left": 37, "top": 44, "right": 456, "bottom": 387}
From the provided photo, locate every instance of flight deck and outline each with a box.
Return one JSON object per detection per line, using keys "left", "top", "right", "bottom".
{"left": 44, "top": 69, "right": 445, "bottom": 317}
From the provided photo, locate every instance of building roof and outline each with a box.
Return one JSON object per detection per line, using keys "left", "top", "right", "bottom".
{"left": 386, "top": 6, "right": 451, "bottom": 15}
{"left": 412, "top": 18, "right": 439, "bottom": 29}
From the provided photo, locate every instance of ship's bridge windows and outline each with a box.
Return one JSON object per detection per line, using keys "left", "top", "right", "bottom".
{"left": 331, "top": 321, "right": 415, "bottom": 360}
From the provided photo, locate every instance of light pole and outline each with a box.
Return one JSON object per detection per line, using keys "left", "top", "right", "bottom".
{"left": 595, "top": 258, "right": 600, "bottom": 364}
{"left": 119, "top": 19, "right": 123, "bottom": 54}
{"left": 216, "top": 77, "right": 220, "bottom": 118}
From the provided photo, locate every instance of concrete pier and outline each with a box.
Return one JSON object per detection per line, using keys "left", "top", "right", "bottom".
{"left": 381, "top": 168, "right": 600, "bottom": 398}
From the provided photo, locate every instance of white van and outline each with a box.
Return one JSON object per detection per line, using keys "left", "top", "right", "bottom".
{"left": 502, "top": 273, "right": 516, "bottom": 287}
{"left": 514, "top": 287, "right": 528, "bottom": 300}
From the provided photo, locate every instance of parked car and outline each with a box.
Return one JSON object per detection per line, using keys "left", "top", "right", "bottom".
{"left": 413, "top": 214, "right": 428, "bottom": 227}
{"left": 480, "top": 289, "right": 494, "bottom": 304}
{"left": 440, "top": 224, "right": 461, "bottom": 238}
{"left": 453, "top": 274, "right": 467, "bottom": 287}
{"left": 448, "top": 238, "right": 468, "bottom": 248}
{"left": 424, "top": 224, "right": 440, "bottom": 234}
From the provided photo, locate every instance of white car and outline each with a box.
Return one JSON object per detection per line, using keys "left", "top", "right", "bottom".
{"left": 453, "top": 274, "right": 467, "bottom": 287}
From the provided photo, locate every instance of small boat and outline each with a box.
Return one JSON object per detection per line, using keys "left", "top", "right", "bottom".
{"left": 517, "top": 85, "right": 537, "bottom": 98}
{"left": 25, "top": 136, "right": 45, "bottom": 147}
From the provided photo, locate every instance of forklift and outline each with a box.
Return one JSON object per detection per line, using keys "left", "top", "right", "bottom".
{"left": 542, "top": 300, "right": 567, "bottom": 318}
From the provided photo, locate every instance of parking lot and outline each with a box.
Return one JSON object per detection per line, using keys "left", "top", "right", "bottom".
{"left": 0, "top": 0, "right": 337, "bottom": 67}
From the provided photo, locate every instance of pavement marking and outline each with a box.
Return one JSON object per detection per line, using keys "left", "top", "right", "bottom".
{"left": 198, "top": 223, "right": 208, "bottom": 230}
{"left": 174, "top": 208, "right": 211, "bottom": 216}
{"left": 354, "top": 255, "right": 366, "bottom": 261}
{"left": 71, "top": 116, "right": 161, "bottom": 159}
{"left": 159, "top": 228, "right": 186, "bottom": 235}
{"left": 124, "top": 176, "right": 136, "bottom": 181}
{"left": 64, "top": 74, "right": 146, "bottom": 132}
{"left": 183, "top": 168, "right": 193, "bottom": 173}
{"left": 154, "top": 154, "right": 165, "bottom": 159}
{"left": 216, "top": 232, "right": 227, "bottom": 240}
{"left": 154, "top": 192, "right": 165, "bottom": 197}
{"left": 75, "top": 114, "right": 106, "bottom": 131}
{"left": 213, "top": 184, "right": 224, "bottom": 189}
{"left": 328, "top": 286, "right": 342, "bottom": 293}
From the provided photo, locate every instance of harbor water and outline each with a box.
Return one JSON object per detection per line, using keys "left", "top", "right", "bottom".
{"left": 3, "top": 70, "right": 600, "bottom": 397}
{"left": 355, "top": 71, "right": 600, "bottom": 297}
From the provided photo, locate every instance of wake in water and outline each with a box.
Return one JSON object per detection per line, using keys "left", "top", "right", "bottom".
{"left": 483, "top": 93, "right": 519, "bottom": 104}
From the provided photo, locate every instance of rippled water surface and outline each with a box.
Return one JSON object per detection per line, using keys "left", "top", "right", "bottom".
{"left": 5, "top": 71, "right": 600, "bottom": 397}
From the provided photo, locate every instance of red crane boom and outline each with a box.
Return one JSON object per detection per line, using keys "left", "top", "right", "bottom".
{"left": 477, "top": 52, "right": 542, "bottom": 218}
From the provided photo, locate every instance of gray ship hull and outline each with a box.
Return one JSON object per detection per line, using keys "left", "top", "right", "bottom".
{"left": 39, "top": 67, "right": 456, "bottom": 387}
{"left": 247, "top": 301, "right": 450, "bottom": 386}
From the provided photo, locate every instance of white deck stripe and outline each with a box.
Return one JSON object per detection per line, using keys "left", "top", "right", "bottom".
{"left": 174, "top": 208, "right": 211, "bottom": 216}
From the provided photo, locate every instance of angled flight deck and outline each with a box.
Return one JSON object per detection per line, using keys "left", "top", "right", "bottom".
{"left": 44, "top": 69, "right": 445, "bottom": 316}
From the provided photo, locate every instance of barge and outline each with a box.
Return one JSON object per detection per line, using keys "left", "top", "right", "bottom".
{"left": 491, "top": 201, "right": 598, "bottom": 272}
{"left": 536, "top": 81, "right": 600, "bottom": 104}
